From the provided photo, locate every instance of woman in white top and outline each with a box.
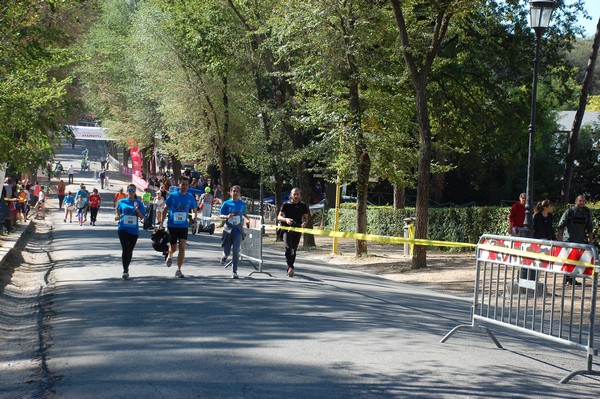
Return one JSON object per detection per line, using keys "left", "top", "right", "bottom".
{"left": 33, "top": 185, "right": 47, "bottom": 219}
{"left": 154, "top": 191, "right": 165, "bottom": 226}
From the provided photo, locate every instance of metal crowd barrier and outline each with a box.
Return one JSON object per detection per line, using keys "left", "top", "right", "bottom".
{"left": 224, "top": 214, "right": 271, "bottom": 277}
{"left": 441, "top": 234, "right": 600, "bottom": 384}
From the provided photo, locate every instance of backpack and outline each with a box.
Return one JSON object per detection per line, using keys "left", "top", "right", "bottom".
{"left": 151, "top": 228, "right": 170, "bottom": 253}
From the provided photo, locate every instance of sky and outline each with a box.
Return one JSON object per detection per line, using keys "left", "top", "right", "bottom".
{"left": 572, "top": 0, "right": 600, "bottom": 38}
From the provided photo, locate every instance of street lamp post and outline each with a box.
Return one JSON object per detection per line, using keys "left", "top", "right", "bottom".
{"left": 524, "top": 0, "right": 555, "bottom": 237}
{"left": 257, "top": 113, "right": 266, "bottom": 222}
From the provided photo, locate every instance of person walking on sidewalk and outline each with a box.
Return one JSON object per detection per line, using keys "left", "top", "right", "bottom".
{"left": 99, "top": 169, "right": 106, "bottom": 189}
{"left": 115, "top": 183, "right": 146, "bottom": 280}
{"left": 557, "top": 195, "right": 594, "bottom": 286}
{"left": 277, "top": 188, "right": 310, "bottom": 277}
{"left": 161, "top": 176, "right": 197, "bottom": 278}
{"left": 219, "top": 185, "right": 250, "bottom": 279}
{"left": 67, "top": 165, "right": 74, "bottom": 184}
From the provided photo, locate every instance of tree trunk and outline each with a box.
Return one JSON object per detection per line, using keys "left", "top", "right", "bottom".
{"left": 172, "top": 158, "right": 182, "bottom": 180}
{"left": 430, "top": 150, "right": 445, "bottom": 204}
{"left": 356, "top": 149, "right": 371, "bottom": 255}
{"left": 412, "top": 77, "right": 432, "bottom": 270}
{"left": 393, "top": 184, "right": 405, "bottom": 209}
{"left": 561, "top": 16, "right": 600, "bottom": 203}
{"left": 390, "top": 0, "right": 451, "bottom": 269}
{"left": 220, "top": 76, "right": 231, "bottom": 198}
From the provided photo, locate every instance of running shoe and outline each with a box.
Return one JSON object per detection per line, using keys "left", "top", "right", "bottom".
{"left": 232, "top": 272, "right": 239, "bottom": 279}
{"left": 287, "top": 267, "right": 295, "bottom": 277}
{"left": 175, "top": 269, "right": 184, "bottom": 278}
{"left": 122, "top": 272, "right": 129, "bottom": 280}
{"left": 166, "top": 257, "right": 172, "bottom": 267}
{"left": 220, "top": 256, "right": 227, "bottom": 266}
{"left": 64, "top": 218, "right": 66, "bottom": 223}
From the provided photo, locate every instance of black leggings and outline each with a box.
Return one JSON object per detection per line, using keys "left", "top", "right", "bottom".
{"left": 118, "top": 230, "right": 138, "bottom": 272}
{"left": 284, "top": 231, "right": 302, "bottom": 268}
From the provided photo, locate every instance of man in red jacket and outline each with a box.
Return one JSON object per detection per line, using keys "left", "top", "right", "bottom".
{"left": 509, "top": 193, "right": 526, "bottom": 237}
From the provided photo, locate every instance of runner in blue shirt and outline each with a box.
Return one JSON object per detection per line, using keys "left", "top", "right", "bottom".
{"left": 116, "top": 184, "right": 146, "bottom": 280}
{"left": 161, "top": 176, "right": 197, "bottom": 278}
{"left": 219, "top": 185, "right": 249, "bottom": 279}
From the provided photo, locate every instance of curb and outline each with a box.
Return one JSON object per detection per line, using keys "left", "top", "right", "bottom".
{"left": 0, "top": 219, "right": 35, "bottom": 271}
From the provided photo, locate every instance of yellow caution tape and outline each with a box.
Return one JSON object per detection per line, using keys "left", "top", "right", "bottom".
{"left": 277, "top": 226, "right": 597, "bottom": 271}
{"left": 277, "top": 226, "right": 477, "bottom": 248}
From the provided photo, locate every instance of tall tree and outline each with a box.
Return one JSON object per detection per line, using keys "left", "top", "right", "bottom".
{"left": 561, "top": 16, "right": 600, "bottom": 202}
{"left": 0, "top": 0, "right": 91, "bottom": 172}
{"left": 389, "top": 0, "right": 458, "bottom": 269}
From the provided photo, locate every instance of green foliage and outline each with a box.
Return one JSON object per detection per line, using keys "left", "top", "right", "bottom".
{"left": 0, "top": 1, "right": 88, "bottom": 170}
{"left": 326, "top": 202, "right": 600, "bottom": 251}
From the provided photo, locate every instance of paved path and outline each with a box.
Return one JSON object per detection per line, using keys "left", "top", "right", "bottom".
{"left": 1, "top": 140, "right": 599, "bottom": 398}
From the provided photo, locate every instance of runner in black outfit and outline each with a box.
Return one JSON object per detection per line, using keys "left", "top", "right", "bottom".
{"left": 277, "top": 188, "right": 310, "bottom": 277}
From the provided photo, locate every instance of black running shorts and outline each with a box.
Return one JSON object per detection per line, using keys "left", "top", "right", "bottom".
{"left": 168, "top": 227, "right": 188, "bottom": 244}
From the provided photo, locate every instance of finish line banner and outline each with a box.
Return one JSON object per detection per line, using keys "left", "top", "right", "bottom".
{"left": 68, "top": 125, "right": 110, "bottom": 141}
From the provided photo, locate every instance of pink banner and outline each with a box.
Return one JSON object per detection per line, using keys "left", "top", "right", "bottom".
{"left": 130, "top": 147, "right": 143, "bottom": 177}
{"left": 132, "top": 174, "right": 148, "bottom": 191}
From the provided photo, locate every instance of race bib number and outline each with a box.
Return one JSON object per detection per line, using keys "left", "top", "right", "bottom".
{"left": 173, "top": 212, "right": 187, "bottom": 224}
{"left": 124, "top": 215, "right": 137, "bottom": 226}
{"left": 228, "top": 215, "right": 241, "bottom": 225}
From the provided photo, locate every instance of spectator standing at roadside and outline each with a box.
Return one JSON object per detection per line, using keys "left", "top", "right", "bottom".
{"left": 219, "top": 185, "right": 249, "bottom": 279}
{"left": 314, "top": 180, "right": 324, "bottom": 200}
{"left": 115, "top": 183, "right": 145, "bottom": 280}
{"left": 56, "top": 180, "right": 66, "bottom": 210}
{"left": 277, "top": 188, "right": 310, "bottom": 277}
{"left": 519, "top": 199, "right": 556, "bottom": 281}
{"left": 32, "top": 181, "right": 41, "bottom": 207}
{"left": 142, "top": 187, "right": 152, "bottom": 207}
{"left": 88, "top": 188, "right": 101, "bottom": 226}
{"left": 533, "top": 199, "right": 556, "bottom": 241}
{"left": 17, "top": 186, "right": 28, "bottom": 222}
{"left": 32, "top": 185, "right": 47, "bottom": 219}
{"left": 557, "top": 195, "right": 594, "bottom": 286}
{"left": 154, "top": 191, "right": 165, "bottom": 226}
{"left": 509, "top": 193, "right": 527, "bottom": 237}
{"left": 161, "top": 176, "right": 197, "bottom": 278}
{"left": 54, "top": 161, "right": 63, "bottom": 179}
{"left": 67, "top": 165, "right": 74, "bottom": 184}
{"left": 199, "top": 186, "right": 214, "bottom": 227}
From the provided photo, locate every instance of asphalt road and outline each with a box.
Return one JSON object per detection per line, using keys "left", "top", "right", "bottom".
{"left": 3, "top": 140, "right": 600, "bottom": 398}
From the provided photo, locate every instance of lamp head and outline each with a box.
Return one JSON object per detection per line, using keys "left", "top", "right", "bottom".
{"left": 529, "top": 0, "right": 556, "bottom": 31}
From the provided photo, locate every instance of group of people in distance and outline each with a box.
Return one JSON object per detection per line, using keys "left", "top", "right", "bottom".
{"left": 114, "top": 175, "right": 311, "bottom": 281}
{"left": 509, "top": 193, "right": 594, "bottom": 285}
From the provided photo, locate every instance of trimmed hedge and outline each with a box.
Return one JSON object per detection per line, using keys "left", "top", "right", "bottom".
{"left": 322, "top": 204, "right": 599, "bottom": 252}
